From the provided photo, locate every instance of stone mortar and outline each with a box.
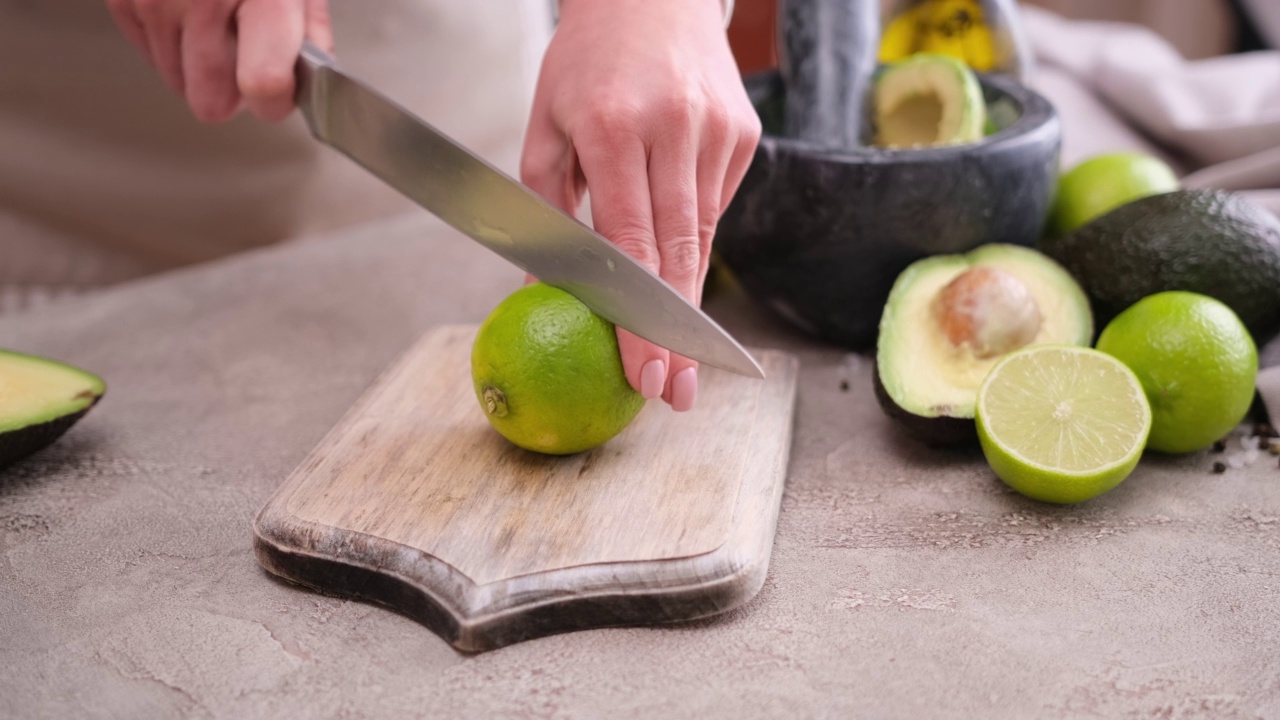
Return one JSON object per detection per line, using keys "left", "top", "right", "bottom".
{"left": 716, "top": 70, "right": 1061, "bottom": 350}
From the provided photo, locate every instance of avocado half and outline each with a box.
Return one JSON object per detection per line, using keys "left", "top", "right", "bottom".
{"left": 875, "top": 244, "right": 1093, "bottom": 445}
{"left": 874, "top": 53, "right": 986, "bottom": 149}
{"left": 0, "top": 350, "right": 105, "bottom": 469}
{"left": 1040, "top": 189, "right": 1280, "bottom": 347}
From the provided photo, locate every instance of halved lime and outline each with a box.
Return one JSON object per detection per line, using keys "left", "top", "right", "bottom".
{"left": 975, "top": 346, "right": 1152, "bottom": 504}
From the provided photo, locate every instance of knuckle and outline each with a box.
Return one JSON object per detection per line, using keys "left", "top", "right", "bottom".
{"left": 658, "top": 90, "right": 700, "bottom": 130}
{"left": 661, "top": 233, "right": 703, "bottom": 278}
{"left": 698, "top": 208, "right": 721, "bottom": 246}
{"left": 582, "top": 100, "right": 642, "bottom": 141}
{"left": 702, "top": 102, "right": 732, "bottom": 139}
{"left": 610, "top": 231, "right": 660, "bottom": 269}
{"left": 518, "top": 155, "right": 548, "bottom": 186}
{"left": 739, "top": 109, "right": 764, "bottom": 146}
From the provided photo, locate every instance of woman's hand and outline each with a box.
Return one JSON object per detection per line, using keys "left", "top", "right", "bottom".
{"left": 106, "top": 0, "right": 332, "bottom": 122}
{"left": 521, "top": 0, "right": 761, "bottom": 412}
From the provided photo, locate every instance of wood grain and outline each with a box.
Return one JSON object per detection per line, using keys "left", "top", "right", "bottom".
{"left": 253, "top": 324, "right": 799, "bottom": 652}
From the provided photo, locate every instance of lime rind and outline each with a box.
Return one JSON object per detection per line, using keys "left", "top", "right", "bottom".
{"left": 471, "top": 283, "right": 645, "bottom": 456}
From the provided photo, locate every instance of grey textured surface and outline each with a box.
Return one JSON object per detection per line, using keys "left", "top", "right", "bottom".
{"left": 2, "top": 213, "right": 1279, "bottom": 719}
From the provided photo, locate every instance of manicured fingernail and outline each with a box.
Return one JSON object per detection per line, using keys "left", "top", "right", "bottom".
{"left": 671, "top": 368, "right": 698, "bottom": 412}
{"left": 640, "top": 360, "right": 666, "bottom": 399}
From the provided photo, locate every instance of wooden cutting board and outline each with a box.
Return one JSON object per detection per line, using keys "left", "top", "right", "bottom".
{"left": 253, "top": 324, "right": 799, "bottom": 652}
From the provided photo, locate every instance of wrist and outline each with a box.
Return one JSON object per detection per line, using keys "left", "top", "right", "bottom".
{"left": 553, "top": 0, "right": 734, "bottom": 28}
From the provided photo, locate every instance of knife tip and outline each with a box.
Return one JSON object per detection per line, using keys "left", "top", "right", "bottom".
{"left": 727, "top": 352, "right": 766, "bottom": 380}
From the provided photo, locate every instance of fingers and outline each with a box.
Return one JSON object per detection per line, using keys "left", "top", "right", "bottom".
{"left": 183, "top": 0, "right": 241, "bottom": 122}
{"left": 618, "top": 327, "right": 670, "bottom": 401}
{"left": 574, "top": 114, "right": 669, "bottom": 401}
{"left": 648, "top": 111, "right": 703, "bottom": 309}
{"left": 647, "top": 108, "right": 705, "bottom": 412}
{"left": 134, "top": 0, "right": 186, "bottom": 95}
{"left": 236, "top": 0, "right": 307, "bottom": 122}
{"left": 106, "top": 0, "right": 152, "bottom": 61}
{"left": 693, "top": 109, "right": 736, "bottom": 301}
{"left": 721, "top": 106, "right": 762, "bottom": 212}
{"left": 111, "top": 0, "right": 323, "bottom": 124}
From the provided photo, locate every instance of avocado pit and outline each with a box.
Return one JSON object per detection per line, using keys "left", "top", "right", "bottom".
{"left": 935, "top": 266, "right": 1042, "bottom": 359}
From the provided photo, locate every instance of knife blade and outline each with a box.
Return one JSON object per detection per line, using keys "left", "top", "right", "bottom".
{"left": 294, "top": 42, "right": 763, "bottom": 380}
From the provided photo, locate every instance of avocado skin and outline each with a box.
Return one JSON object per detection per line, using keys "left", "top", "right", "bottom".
{"left": 1040, "top": 190, "right": 1280, "bottom": 346}
{"left": 0, "top": 397, "right": 100, "bottom": 470}
{"left": 872, "top": 362, "right": 976, "bottom": 446}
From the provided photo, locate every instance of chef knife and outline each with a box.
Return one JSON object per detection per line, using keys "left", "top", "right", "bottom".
{"left": 294, "top": 42, "right": 764, "bottom": 379}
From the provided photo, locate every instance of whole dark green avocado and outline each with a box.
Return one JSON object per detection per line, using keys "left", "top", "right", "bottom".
{"left": 1040, "top": 189, "right": 1280, "bottom": 346}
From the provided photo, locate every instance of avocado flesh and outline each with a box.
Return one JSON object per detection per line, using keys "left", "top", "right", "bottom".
{"left": 1040, "top": 189, "right": 1280, "bottom": 346}
{"left": 0, "top": 351, "right": 105, "bottom": 468}
{"left": 876, "top": 244, "right": 1093, "bottom": 443}
{"left": 879, "top": 93, "right": 945, "bottom": 147}
{"left": 875, "top": 54, "right": 985, "bottom": 148}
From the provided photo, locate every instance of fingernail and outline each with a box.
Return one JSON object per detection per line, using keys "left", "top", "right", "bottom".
{"left": 640, "top": 360, "right": 666, "bottom": 399}
{"left": 671, "top": 368, "right": 698, "bottom": 412}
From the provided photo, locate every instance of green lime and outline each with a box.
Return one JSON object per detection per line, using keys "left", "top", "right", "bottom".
{"left": 471, "top": 283, "right": 645, "bottom": 455}
{"left": 976, "top": 346, "right": 1152, "bottom": 504}
{"left": 1048, "top": 152, "right": 1178, "bottom": 236}
{"left": 1095, "top": 291, "right": 1257, "bottom": 454}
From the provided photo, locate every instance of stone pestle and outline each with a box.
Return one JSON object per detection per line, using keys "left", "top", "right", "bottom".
{"left": 778, "top": 0, "right": 881, "bottom": 149}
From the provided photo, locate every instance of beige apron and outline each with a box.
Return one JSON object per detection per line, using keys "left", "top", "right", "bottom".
{"left": 0, "top": 0, "right": 550, "bottom": 309}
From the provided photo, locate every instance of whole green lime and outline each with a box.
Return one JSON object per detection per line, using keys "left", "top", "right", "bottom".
{"left": 1048, "top": 152, "right": 1178, "bottom": 236}
{"left": 471, "top": 283, "right": 645, "bottom": 455}
{"left": 1096, "top": 292, "right": 1257, "bottom": 454}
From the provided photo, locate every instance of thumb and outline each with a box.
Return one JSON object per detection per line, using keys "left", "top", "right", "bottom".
{"left": 520, "top": 117, "right": 579, "bottom": 215}
{"left": 519, "top": 110, "right": 580, "bottom": 286}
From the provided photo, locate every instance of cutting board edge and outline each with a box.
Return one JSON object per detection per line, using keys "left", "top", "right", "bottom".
{"left": 253, "top": 509, "right": 779, "bottom": 653}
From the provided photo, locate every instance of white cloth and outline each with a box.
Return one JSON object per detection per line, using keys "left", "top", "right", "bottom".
{"left": 1025, "top": 4, "right": 1280, "bottom": 220}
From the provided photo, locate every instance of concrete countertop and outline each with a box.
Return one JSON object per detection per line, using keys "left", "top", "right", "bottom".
{"left": 2, "top": 213, "right": 1279, "bottom": 719}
